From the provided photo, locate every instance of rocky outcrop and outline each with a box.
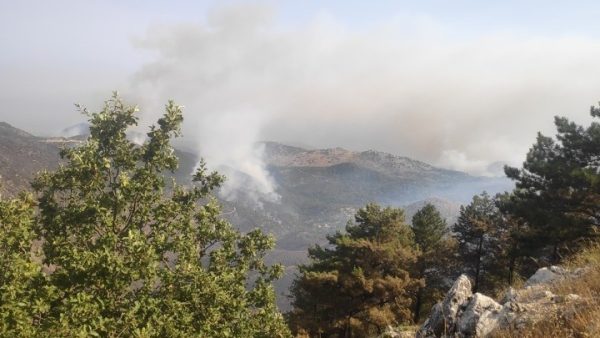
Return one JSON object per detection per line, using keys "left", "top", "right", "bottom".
{"left": 455, "top": 293, "right": 503, "bottom": 337}
{"left": 416, "top": 267, "right": 585, "bottom": 338}
{"left": 524, "top": 265, "right": 567, "bottom": 286}
{"left": 417, "top": 275, "right": 473, "bottom": 337}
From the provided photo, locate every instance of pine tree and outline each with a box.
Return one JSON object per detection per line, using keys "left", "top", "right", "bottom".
{"left": 288, "top": 203, "right": 421, "bottom": 337}
{"left": 411, "top": 204, "right": 455, "bottom": 323}
{"left": 452, "top": 192, "right": 501, "bottom": 293}
{"left": 494, "top": 193, "right": 536, "bottom": 286}
{"left": 504, "top": 106, "right": 600, "bottom": 263}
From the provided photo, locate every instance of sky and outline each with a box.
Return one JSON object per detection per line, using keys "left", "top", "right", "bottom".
{"left": 2, "top": 1, "right": 600, "bottom": 193}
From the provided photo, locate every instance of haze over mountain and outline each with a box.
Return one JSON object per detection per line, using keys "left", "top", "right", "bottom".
{"left": 0, "top": 121, "right": 512, "bottom": 309}
{"left": 0, "top": 120, "right": 512, "bottom": 249}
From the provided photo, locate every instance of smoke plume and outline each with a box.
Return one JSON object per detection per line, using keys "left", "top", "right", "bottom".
{"left": 126, "top": 3, "right": 600, "bottom": 201}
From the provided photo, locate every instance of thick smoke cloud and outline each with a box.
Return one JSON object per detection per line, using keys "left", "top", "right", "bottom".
{"left": 127, "top": 4, "right": 600, "bottom": 198}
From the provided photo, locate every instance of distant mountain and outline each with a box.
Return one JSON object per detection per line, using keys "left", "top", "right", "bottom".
{"left": 263, "top": 141, "right": 499, "bottom": 205}
{"left": 0, "top": 122, "right": 62, "bottom": 196}
{"left": 255, "top": 142, "right": 511, "bottom": 240}
{"left": 0, "top": 123, "right": 514, "bottom": 310}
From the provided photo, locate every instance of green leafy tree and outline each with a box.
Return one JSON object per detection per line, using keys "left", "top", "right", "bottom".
{"left": 504, "top": 106, "right": 600, "bottom": 263}
{"left": 0, "top": 192, "right": 53, "bottom": 337}
{"left": 0, "top": 94, "right": 290, "bottom": 337}
{"left": 288, "top": 203, "right": 420, "bottom": 337}
{"left": 411, "top": 204, "right": 455, "bottom": 323}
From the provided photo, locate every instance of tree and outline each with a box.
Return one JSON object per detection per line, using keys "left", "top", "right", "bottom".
{"left": 452, "top": 192, "right": 504, "bottom": 293}
{"left": 0, "top": 94, "right": 290, "bottom": 337}
{"left": 288, "top": 203, "right": 420, "bottom": 337}
{"left": 504, "top": 106, "right": 600, "bottom": 263}
{"left": 0, "top": 192, "right": 53, "bottom": 337}
{"left": 411, "top": 204, "right": 455, "bottom": 323}
{"left": 494, "top": 193, "right": 537, "bottom": 286}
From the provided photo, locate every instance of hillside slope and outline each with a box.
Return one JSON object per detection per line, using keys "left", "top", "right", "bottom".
{"left": 0, "top": 122, "right": 61, "bottom": 196}
{"left": 257, "top": 141, "right": 511, "bottom": 242}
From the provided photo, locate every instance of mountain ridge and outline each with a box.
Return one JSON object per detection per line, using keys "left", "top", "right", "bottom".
{"left": 262, "top": 140, "right": 469, "bottom": 178}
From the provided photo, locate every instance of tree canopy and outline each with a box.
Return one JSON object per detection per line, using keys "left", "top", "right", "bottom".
{"left": 0, "top": 94, "right": 290, "bottom": 337}
{"left": 452, "top": 192, "right": 504, "bottom": 293}
{"left": 504, "top": 105, "right": 600, "bottom": 262}
{"left": 288, "top": 203, "right": 420, "bottom": 337}
{"left": 411, "top": 204, "right": 455, "bottom": 323}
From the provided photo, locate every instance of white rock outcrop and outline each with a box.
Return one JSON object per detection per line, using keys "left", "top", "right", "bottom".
{"left": 456, "top": 293, "right": 503, "bottom": 337}
{"left": 524, "top": 265, "right": 566, "bottom": 286}
{"left": 417, "top": 266, "right": 584, "bottom": 338}
{"left": 417, "top": 274, "right": 473, "bottom": 337}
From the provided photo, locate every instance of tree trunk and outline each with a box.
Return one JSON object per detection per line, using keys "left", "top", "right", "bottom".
{"left": 413, "top": 286, "right": 424, "bottom": 324}
{"left": 344, "top": 317, "right": 351, "bottom": 338}
{"left": 552, "top": 243, "right": 561, "bottom": 264}
{"left": 474, "top": 236, "right": 484, "bottom": 292}
{"left": 508, "top": 255, "right": 516, "bottom": 286}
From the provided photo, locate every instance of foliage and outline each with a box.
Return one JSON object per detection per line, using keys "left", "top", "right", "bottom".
{"left": 411, "top": 204, "right": 456, "bottom": 323}
{"left": 453, "top": 192, "right": 509, "bottom": 293}
{"left": 0, "top": 193, "right": 52, "bottom": 337}
{"left": 288, "top": 203, "right": 421, "bottom": 337}
{"left": 504, "top": 106, "right": 600, "bottom": 262}
{"left": 412, "top": 204, "right": 447, "bottom": 253}
{"left": 0, "top": 94, "right": 290, "bottom": 337}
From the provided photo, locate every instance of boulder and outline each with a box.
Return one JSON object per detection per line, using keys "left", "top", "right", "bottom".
{"left": 525, "top": 266, "right": 567, "bottom": 287}
{"left": 417, "top": 274, "right": 472, "bottom": 337}
{"left": 456, "top": 293, "right": 503, "bottom": 337}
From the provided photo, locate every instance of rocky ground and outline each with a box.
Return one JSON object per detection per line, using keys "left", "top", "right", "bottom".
{"left": 383, "top": 264, "right": 594, "bottom": 338}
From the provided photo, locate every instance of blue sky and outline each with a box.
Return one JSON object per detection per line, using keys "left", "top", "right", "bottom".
{"left": 1, "top": 1, "right": 600, "bottom": 178}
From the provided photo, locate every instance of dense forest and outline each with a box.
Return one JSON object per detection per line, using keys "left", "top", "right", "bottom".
{"left": 2, "top": 95, "right": 600, "bottom": 337}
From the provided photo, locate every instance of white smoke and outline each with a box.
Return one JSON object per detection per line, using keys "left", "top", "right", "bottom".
{"left": 128, "top": 2, "right": 600, "bottom": 198}
{"left": 59, "top": 122, "right": 90, "bottom": 138}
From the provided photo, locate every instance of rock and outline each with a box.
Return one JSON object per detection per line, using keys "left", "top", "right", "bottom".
{"left": 456, "top": 293, "right": 503, "bottom": 337}
{"left": 417, "top": 274, "right": 472, "bottom": 337}
{"left": 525, "top": 266, "right": 567, "bottom": 286}
{"left": 417, "top": 266, "right": 585, "bottom": 337}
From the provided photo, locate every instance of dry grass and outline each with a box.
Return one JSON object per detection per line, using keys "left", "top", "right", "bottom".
{"left": 491, "top": 244, "right": 600, "bottom": 338}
